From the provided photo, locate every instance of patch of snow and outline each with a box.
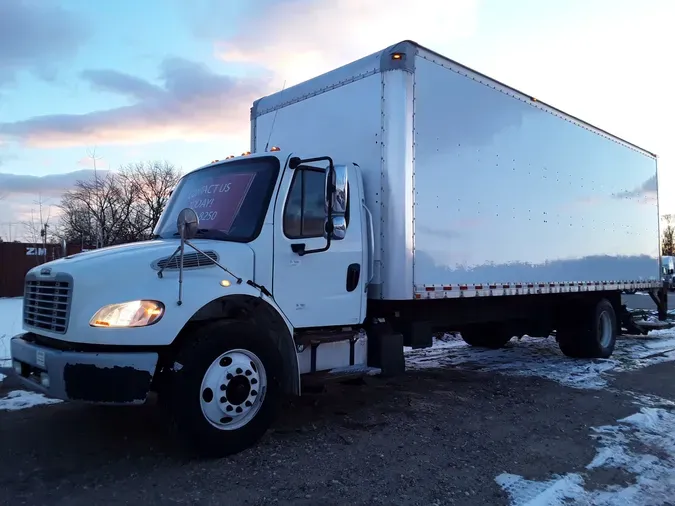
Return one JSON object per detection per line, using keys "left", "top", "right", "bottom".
{"left": 405, "top": 330, "right": 675, "bottom": 390}
{"left": 0, "top": 390, "right": 62, "bottom": 411}
{"left": 497, "top": 405, "right": 675, "bottom": 505}
{"left": 625, "top": 392, "right": 675, "bottom": 410}
{"left": 0, "top": 372, "right": 5, "bottom": 383}
{"left": 496, "top": 473, "right": 585, "bottom": 506}
{"left": 0, "top": 297, "right": 23, "bottom": 367}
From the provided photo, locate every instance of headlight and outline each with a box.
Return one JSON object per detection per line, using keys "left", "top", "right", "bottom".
{"left": 90, "top": 300, "right": 165, "bottom": 328}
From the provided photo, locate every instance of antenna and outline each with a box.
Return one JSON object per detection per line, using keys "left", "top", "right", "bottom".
{"left": 264, "top": 79, "right": 286, "bottom": 152}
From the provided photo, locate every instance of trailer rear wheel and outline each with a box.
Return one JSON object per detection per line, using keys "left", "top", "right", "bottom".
{"left": 460, "top": 324, "right": 513, "bottom": 349}
{"left": 557, "top": 298, "right": 617, "bottom": 359}
{"left": 164, "top": 320, "right": 283, "bottom": 458}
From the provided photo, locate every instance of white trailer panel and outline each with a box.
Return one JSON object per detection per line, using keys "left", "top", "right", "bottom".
{"left": 411, "top": 49, "right": 660, "bottom": 289}
{"left": 251, "top": 40, "right": 661, "bottom": 301}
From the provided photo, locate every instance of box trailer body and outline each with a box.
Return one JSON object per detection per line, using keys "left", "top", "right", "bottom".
{"left": 10, "top": 40, "right": 666, "bottom": 459}
{"left": 251, "top": 41, "right": 661, "bottom": 301}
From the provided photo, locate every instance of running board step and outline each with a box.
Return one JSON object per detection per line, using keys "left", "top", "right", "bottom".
{"left": 301, "top": 365, "right": 381, "bottom": 385}
{"left": 295, "top": 329, "right": 361, "bottom": 347}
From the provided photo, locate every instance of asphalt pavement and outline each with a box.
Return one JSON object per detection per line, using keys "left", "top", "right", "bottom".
{"left": 2, "top": 331, "right": 675, "bottom": 506}
{"left": 622, "top": 292, "right": 660, "bottom": 310}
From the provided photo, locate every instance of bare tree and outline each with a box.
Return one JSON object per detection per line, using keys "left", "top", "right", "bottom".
{"left": 662, "top": 214, "right": 675, "bottom": 256}
{"left": 117, "top": 161, "right": 182, "bottom": 240}
{"left": 58, "top": 160, "right": 181, "bottom": 247}
{"left": 22, "top": 193, "right": 56, "bottom": 263}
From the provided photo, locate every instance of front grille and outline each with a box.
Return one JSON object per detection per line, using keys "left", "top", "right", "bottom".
{"left": 23, "top": 273, "right": 73, "bottom": 334}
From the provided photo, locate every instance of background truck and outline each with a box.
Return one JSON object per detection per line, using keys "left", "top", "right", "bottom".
{"left": 10, "top": 40, "right": 665, "bottom": 458}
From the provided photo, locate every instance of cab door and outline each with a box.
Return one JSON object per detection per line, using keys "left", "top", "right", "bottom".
{"left": 272, "top": 162, "right": 364, "bottom": 328}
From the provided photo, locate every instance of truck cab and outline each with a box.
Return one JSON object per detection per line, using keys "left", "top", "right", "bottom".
{"left": 11, "top": 149, "right": 375, "bottom": 457}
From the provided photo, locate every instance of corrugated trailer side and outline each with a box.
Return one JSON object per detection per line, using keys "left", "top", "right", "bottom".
{"left": 405, "top": 43, "right": 661, "bottom": 299}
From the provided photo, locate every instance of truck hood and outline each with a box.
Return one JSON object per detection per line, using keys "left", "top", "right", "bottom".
{"left": 43, "top": 239, "right": 187, "bottom": 267}
{"left": 22, "top": 238, "right": 258, "bottom": 345}
{"left": 28, "top": 239, "right": 255, "bottom": 282}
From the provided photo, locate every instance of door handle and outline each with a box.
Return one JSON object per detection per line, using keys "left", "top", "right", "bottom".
{"left": 346, "top": 263, "right": 361, "bottom": 292}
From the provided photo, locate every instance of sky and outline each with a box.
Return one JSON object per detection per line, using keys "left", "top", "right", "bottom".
{"left": 0, "top": 0, "right": 673, "bottom": 243}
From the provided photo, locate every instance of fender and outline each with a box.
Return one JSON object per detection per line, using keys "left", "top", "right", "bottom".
{"left": 174, "top": 288, "right": 300, "bottom": 396}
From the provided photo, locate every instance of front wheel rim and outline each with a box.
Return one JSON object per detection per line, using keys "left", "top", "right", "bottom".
{"left": 199, "top": 349, "right": 267, "bottom": 431}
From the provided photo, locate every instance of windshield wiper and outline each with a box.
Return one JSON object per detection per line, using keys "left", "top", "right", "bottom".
{"left": 172, "top": 228, "right": 229, "bottom": 240}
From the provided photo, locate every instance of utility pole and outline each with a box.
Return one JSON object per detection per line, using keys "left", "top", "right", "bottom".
{"left": 87, "top": 147, "right": 104, "bottom": 249}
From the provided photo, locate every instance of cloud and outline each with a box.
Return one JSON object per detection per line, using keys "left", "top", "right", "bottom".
{"left": 0, "top": 0, "right": 476, "bottom": 150}
{"left": 77, "top": 156, "right": 108, "bottom": 170}
{"left": 0, "top": 169, "right": 107, "bottom": 241}
{"left": 215, "top": 0, "right": 479, "bottom": 85}
{"left": 0, "top": 169, "right": 108, "bottom": 197}
{"left": 79, "top": 70, "right": 163, "bottom": 101}
{"left": 0, "top": 0, "right": 88, "bottom": 86}
{"left": 613, "top": 175, "right": 658, "bottom": 202}
{"left": 0, "top": 58, "right": 272, "bottom": 148}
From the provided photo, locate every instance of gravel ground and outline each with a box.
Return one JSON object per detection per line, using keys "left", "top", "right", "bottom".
{"left": 2, "top": 344, "right": 674, "bottom": 506}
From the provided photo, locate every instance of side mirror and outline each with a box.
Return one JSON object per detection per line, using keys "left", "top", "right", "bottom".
{"left": 61, "top": 238, "right": 67, "bottom": 257}
{"left": 330, "top": 216, "right": 347, "bottom": 240}
{"left": 324, "top": 164, "right": 349, "bottom": 241}
{"left": 331, "top": 164, "right": 348, "bottom": 215}
{"left": 669, "top": 269, "right": 674, "bottom": 275}
{"left": 177, "top": 208, "right": 199, "bottom": 240}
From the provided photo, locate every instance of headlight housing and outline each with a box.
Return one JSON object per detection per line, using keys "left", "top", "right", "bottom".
{"left": 90, "top": 300, "right": 165, "bottom": 328}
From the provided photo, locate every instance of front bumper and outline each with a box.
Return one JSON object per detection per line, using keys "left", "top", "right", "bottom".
{"left": 10, "top": 333, "right": 159, "bottom": 404}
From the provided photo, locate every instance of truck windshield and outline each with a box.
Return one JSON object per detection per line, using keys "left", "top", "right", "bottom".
{"left": 153, "top": 156, "right": 280, "bottom": 242}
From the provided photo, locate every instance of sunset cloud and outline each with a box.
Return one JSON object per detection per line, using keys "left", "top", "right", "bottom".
{"left": 0, "top": 0, "right": 88, "bottom": 86}
{"left": 0, "top": 169, "right": 107, "bottom": 241}
{"left": 215, "top": 0, "right": 478, "bottom": 85}
{"left": 0, "top": 169, "right": 109, "bottom": 197}
{"left": 0, "top": 58, "right": 273, "bottom": 148}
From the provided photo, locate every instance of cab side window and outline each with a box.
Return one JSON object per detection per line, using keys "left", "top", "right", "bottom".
{"left": 283, "top": 168, "right": 326, "bottom": 238}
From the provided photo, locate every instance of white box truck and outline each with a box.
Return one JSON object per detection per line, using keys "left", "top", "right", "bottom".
{"left": 10, "top": 40, "right": 666, "bottom": 457}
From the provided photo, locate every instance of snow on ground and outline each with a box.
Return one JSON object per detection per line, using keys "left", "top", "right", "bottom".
{"left": 404, "top": 330, "right": 675, "bottom": 390}
{"left": 496, "top": 397, "right": 675, "bottom": 505}
{"left": 0, "top": 297, "right": 23, "bottom": 368}
{"left": 0, "top": 390, "right": 62, "bottom": 411}
{"left": 0, "top": 297, "right": 64, "bottom": 410}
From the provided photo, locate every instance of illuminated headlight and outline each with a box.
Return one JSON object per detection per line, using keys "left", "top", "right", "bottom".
{"left": 90, "top": 300, "right": 165, "bottom": 328}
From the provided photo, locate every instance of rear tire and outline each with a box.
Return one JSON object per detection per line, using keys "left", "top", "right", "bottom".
{"left": 163, "top": 320, "right": 284, "bottom": 458}
{"left": 557, "top": 298, "right": 617, "bottom": 359}
{"left": 460, "top": 324, "right": 513, "bottom": 349}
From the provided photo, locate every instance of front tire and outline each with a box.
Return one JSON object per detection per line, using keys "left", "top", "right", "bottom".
{"left": 164, "top": 320, "right": 284, "bottom": 458}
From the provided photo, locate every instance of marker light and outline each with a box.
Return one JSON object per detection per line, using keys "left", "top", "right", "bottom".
{"left": 90, "top": 300, "right": 165, "bottom": 328}
{"left": 391, "top": 53, "right": 403, "bottom": 60}
{"left": 220, "top": 279, "right": 231, "bottom": 287}
{"left": 241, "top": 151, "right": 251, "bottom": 156}
{"left": 270, "top": 146, "right": 281, "bottom": 151}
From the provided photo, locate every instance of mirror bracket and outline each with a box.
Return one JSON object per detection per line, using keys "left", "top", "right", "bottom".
{"left": 157, "top": 208, "right": 244, "bottom": 305}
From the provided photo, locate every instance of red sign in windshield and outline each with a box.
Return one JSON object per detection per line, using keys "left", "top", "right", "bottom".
{"left": 181, "top": 172, "right": 257, "bottom": 233}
